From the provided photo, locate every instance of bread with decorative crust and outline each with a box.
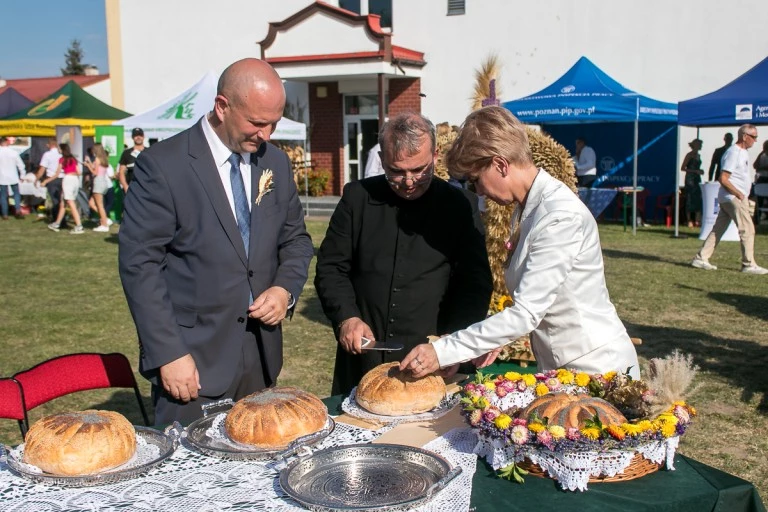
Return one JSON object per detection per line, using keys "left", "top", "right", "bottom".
{"left": 225, "top": 387, "right": 328, "bottom": 448}
{"left": 519, "top": 392, "right": 627, "bottom": 429}
{"left": 355, "top": 362, "right": 446, "bottom": 416}
{"left": 23, "top": 410, "right": 136, "bottom": 476}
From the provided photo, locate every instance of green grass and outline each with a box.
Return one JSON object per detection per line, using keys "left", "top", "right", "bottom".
{"left": 1, "top": 216, "right": 767, "bottom": 499}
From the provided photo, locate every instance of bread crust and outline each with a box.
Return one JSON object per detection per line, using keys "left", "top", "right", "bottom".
{"left": 224, "top": 387, "right": 328, "bottom": 448}
{"left": 356, "top": 362, "right": 446, "bottom": 416}
{"left": 519, "top": 392, "right": 627, "bottom": 429}
{"left": 23, "top": 410, "right": 136, "bottom": 476}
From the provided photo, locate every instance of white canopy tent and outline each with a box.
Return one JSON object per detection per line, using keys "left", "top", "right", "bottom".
{"left": 114, "top": 71, "right": 306, "bottom": 141}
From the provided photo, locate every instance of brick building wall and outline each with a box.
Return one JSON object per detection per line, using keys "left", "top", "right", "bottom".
{"left": 388, "top": 78, "right": 421, "bottom": 116}
{"left": 308, "top": 82, "right": 344, "bottom": 195}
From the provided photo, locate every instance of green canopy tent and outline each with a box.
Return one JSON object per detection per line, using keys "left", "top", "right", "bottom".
{"left": 0, "top": 80, "right": 130, "bottom": 137}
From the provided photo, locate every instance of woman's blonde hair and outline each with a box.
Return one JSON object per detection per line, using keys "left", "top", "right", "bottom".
{"left": 445, "top": 106, "right": 533, "bottom": 178}
{"left": 93, "top": 144, "right": 109, "bottom": 167}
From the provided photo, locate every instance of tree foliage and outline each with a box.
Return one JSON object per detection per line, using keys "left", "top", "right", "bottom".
{"left": 61, "top": 39, "right": 86, "bottom": 76}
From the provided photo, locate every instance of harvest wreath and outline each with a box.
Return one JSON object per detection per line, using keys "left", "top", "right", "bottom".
{"left": 460, "top": 351, "right": 698, "bottom": 491}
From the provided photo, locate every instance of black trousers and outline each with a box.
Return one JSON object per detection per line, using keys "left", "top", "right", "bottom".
{"left": 577, "top": 174, "right": 597, "bottom": 188}
{"left": 152, "top": 319, "right": 269, "bottom": 426}
{"left": 45, "top": 178, "right": 65, "bottom": 225}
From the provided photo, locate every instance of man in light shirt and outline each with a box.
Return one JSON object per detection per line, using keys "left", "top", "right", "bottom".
{"left": 36, "top": 138, "right": 63, "bottom": 224}
{"left": 0, "top": 137, "right": 25, "bottom": 219}
{"left": 363, "top": 143, "right": 384, "bottom": 178}
{"left": 692, "top": 124, "right": 768, "bottom": 275}
{"left": 574, "top": 136, "right": 597, "bottom": 188}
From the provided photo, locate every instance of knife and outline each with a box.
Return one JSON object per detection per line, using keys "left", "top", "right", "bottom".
{"left": 360, "top": 336, "right": 404, "bottom": 352}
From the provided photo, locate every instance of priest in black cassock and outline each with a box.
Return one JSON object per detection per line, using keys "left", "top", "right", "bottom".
{"left": 315, "top": 112, "right": 493, "bottom": 395}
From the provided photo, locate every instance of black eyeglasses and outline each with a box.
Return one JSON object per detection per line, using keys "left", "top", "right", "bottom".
{"left": 746, "top": 132, "right": 758, "bottom": 140}
{"left": 384, "top": 162, "right": 434, "bottom": 187}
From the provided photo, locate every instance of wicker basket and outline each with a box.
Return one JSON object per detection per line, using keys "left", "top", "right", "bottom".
{"left": 518, "top": 453, "right": 663, "bottom": 483}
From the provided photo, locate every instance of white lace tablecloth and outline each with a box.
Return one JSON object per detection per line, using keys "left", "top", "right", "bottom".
{"left": 0, "top": 424, "right": 480, "bottom": 512}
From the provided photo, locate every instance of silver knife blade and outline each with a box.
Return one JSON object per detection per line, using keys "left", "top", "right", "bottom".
{"left": 361, "top": 336, "right": 404, "bottom": 351}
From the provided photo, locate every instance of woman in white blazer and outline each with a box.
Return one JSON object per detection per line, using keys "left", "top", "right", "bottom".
{"left": 401, "top": 106, "right": 639, "bottom": 379}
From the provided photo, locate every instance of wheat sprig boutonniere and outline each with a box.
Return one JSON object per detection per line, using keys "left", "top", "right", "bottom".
{"left": 255, "top": 169, "right": 274, "bottom": 205}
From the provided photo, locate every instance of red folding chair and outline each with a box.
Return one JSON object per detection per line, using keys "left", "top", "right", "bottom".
{"left": 12, "top": 353, "right": 150, "bottom": 427}
{"left": 0, "top": 377, "right": 27, "bottom": 438}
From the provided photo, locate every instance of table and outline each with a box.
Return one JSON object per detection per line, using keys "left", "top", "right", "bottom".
{"left": 578, "top": 187, "right": 618, "bottom": 219}
{"left": 616, "top": 186, "right": 646, "bottom": 232}
{"left": 326, "top": 360, "right": 765, "bottom": 512}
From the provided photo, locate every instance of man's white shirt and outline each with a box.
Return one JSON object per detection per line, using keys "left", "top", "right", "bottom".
{"left": 0, "top": 146, "right": 25, "bottom": 185}
{"left": 574, "top": 145, "right": 597, "bottom": 176}
{"left": 201, "top": 114, "right": 252, "bottom": 220}
{"left": 40, "top": 148, "right": 61, "bottom": 178}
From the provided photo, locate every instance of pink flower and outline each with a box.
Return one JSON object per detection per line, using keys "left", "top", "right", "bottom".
{"left": 464, "top": 383, "right": 477, "bottom": 393}
{"left": 495, "top": 386, "right": 508, "bottom": 398}
{"left": 545, "top": 369, "right": 558, "bottom": 379}
{"left": 510, "top": 425, "right": 530, "bottom": 445}
{"left": 516, "top": 380, "right": 528, "bottom": 392}
{"left": 512, "top": 418, "right": 528, "bottom": 427}
{"left": 469, "top": 409, "right": 483, "bottom": 427}
{"left": 673, "top": 405, "right": 691, "bottom": 423}
{"left": 500, "top": 380, "right": 516, "bottom": 393}
{"left": 566, "top": 427, "right": 581, "bottom": 441}
{"left": 545, "top": 377, "right": 562, "bottom": 391}
{"left": 483, "top": 407, "right": 501, "bottom": 422}
{"left": 534, "top": 373, "right": 546, "bottom": 381}
{"left": 537, "top": 430, "right": 555, "bottom": 449}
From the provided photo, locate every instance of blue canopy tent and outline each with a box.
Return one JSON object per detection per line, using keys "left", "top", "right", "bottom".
{"left": 0, "top": 88, "right": 34, "bottom": 118}
{"left": 679, "top": 56, "right": 768, "bottom": 127}
{"left": 502, "top": 56, "right": 678, "bottom": 234}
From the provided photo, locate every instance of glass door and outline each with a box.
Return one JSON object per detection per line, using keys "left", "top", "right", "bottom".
{"left": 344, "top": 119, "right": 361, "bottom": 184}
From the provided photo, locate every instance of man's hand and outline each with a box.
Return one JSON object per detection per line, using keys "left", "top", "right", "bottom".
{"left": 399, "top": 343, "right": 440, "bottom": 378}
{"left": 437, "top": 363, "right": 460, "bottom": 379}
{"left": 249, "top": 286, "right": 290, "bottom": 325}
{"left": 338, "top": 317, "right": 374, "bottom": 354}
{"left": 472, "top": 347, "right": 503, "bottom": 369}
{"left": 159, "top": 354, "right": 200, "bottom": 402}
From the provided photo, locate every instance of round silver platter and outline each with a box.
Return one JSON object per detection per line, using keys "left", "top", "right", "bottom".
{"left": 184, "top": 399, "right": 335, "bottom": 461}
{"left": 2, "top": 425, "right": 180, "bottom": 487}
{"left": 279, "top": 443, "right": 462, "bottom": 512}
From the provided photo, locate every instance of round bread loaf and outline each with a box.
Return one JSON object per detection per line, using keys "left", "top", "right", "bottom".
{"left": 355, "top": 362, "right": 446, "bottom": 416}
{"left": 225, "top": 387, "right": 328, "bottom": 448}
{"left": 23, "top": 410, "right": 136, "bottom": 476}
{"left": 519, "top": 392, "right": 627, "bottom": 429}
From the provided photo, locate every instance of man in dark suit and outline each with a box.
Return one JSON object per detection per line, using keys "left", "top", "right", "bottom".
{"left": 119, "top": 59, "right": 314, "bottom": 425}
{"left": 315, "top": 113, "right": 493, "bottom": 395}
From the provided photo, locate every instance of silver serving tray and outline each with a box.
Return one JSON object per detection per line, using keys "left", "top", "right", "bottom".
{"left": 184, "top": 399, "right": 335, "bottom": 460}
{"left": 279, "top": 443, "right": 462, "bottom": 512}
{"left": 1, "top": 424, "right": 181, "bottom": 487}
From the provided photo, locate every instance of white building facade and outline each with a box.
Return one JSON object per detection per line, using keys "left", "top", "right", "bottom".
{"left": 106, "top": 0, "right": 768, "bottom": 195}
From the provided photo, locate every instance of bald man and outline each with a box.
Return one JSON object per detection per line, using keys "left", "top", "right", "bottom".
{"left": 119, "top": 59, "right": 314, "bottom": 425}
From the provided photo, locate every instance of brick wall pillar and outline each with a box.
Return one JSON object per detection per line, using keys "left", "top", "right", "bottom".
{"left": 308, "top": 82, "right": 344, "bottom": 195}
{"left": 388, "top": 78, "right": 421, "bottom": 116}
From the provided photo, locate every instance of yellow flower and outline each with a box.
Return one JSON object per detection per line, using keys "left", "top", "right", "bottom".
{"left": 528, "top": 422, "right": 545, "bottom": 433}
{"left": 483, "top": 381, "right": 496, "bottom": 392}
{"left": 660, "top": 422, "right": 677, "bottom": 438}
{"left": 557, "top": 369, "right": 575, "bottom": 385}
{"left": 580, "top": 427, "right": 601, "bottom": 440}
{"left": 621, "top": 423, "right": 643, "bottom": 436}
{"left": 657, "top": 413, "right": 679, "bottom": 426}
{"left": 522, "top": 374, "right": 537, "bottom": 386}
{"left": 575, "top": 373, "right": 591, "bottom": 387}
{"left": 548, "top": 425, "right": 566, "bottom": 439}
{"left": 603, "top": 371, "right": 617, "bottom": 382}
{"left": 689, "top": 406, "right": 697, "bottom": 416}
{"left": 673, "top": 400, "right": 686, "bottom": 407}
{"left": 496, "top": 295, "right": 514, "bottom": 311}
{"left": 535, "top": 383, "right": 550, "bottom": 397}
{"left": 504, "top": 371, "right": 522, "bottom": 382}
{"left": 494, "top": 414, "right": 513, "bottom": 430}
{"left": 477, "top": 397, "right": 489, "bottom": 409}
{"left": 606, "top": 424, "right": 626, "bottom": 441}
{"left": 470, "top": 395, "right": 480, "bottom": 404}
{"left": 637, "top": 420, "right": 653, "bottom": 432}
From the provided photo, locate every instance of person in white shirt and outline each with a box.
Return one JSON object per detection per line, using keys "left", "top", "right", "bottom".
{"left": 400, "top": 106, "right": 640, "bottom": 380}
{"left": 692, "top": 124, "right": 768, "bottom": 275}
{"left": 36, "top": 138, "right": 63, "bottom": 224}
{"left": 574, "top": 136, "right": 597, "bottom": 188}
{"left": 363, "top": 143, "right": 383, "bottom": 178}
{"left": 0, "top": 137, "right": 26, "bottom": 219}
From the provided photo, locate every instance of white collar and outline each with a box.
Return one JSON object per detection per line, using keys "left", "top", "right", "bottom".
{"left": 201, "top": 114, "right": 251, "bottom": 167}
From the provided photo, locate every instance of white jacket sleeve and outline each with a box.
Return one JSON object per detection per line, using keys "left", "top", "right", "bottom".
{"left": 432, "top": 211, "right": 584, "bottom": 367}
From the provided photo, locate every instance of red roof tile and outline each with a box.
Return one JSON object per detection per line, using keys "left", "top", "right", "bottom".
{"left": 0, "top": 75, "right": 109, "bottom": 102}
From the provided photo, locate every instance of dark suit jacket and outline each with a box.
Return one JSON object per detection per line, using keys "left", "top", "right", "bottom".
{"left": 118, "top": 120, "right": 314, "bottom": 396}
{"left": 315, "top": 176, "right": 493, "bottom": 394}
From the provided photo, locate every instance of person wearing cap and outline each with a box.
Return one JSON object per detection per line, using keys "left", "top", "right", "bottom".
{"left": 118, "top": 128, "right": 146, "bottom": 193}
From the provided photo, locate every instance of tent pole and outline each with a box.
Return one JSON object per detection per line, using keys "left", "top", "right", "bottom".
{"left": 673, "top": 125, "right": 681, "bottom": 237}
{"left": 632, "top": 98, "right": 639, "bottom": 235}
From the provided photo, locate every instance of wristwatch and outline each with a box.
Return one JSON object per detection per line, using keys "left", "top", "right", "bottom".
{"left": 287, "top": 291, "right": 295, "bottom": 309}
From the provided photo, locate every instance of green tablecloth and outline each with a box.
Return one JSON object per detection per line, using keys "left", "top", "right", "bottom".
{"left": 324, "top": 361, "right": 766, "bottom": 512}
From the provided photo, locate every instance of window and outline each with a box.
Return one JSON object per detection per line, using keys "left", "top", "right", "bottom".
{"left": 339, "top": 0, "right": 361, "bottom": 14}
{"left": 338, "top": 0, "right": 392, "bottom": 28}
{"left": 447, "top": 0, "right": 465, "bottom": 16}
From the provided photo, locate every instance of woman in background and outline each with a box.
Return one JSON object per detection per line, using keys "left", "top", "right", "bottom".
{"left": 681, "top": 138, "right": 704, "bottom": 228}
{"left": 45, "top": 143, "right": 84, "bottom": 234}
{"left": 84, "top": 143, "right": 112, "bottom": 232}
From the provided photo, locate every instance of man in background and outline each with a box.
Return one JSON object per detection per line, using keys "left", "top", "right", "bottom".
{"left": 363, "top": 143, "right": 384, "bottom": 178}
{"left": 36, "top": 138, "right": 63, "bottom": 224}
{"left": 574, "top": 136, "right": 597, "bottom": 188}
{"left": 118, "top": 127, "right": 146, "bottom": 193}
{"left": 0, "top": 137, "right": 25, "bottom": 219}
{"left": 709, "top": 132, "right": 733, "bottom": 182}
{"left": 692, "top": 124, "right": 767, "bottom": 275}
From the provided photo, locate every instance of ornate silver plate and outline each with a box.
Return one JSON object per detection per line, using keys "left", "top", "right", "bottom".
{"left": 342, "top": 387, "right": 461, "bottom": 424}
{"left": 279, "top": 443, "right": 462, "bottom": 511}
{"left": 184, "top": 399, "right": 335, "bottom": 460}
{"left": 1, "top": 424, "right": 180, "bottom": 487}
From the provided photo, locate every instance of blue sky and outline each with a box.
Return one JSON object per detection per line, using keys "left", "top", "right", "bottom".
{"left": 1, "top": 0, "right": 108, "bottom": 79}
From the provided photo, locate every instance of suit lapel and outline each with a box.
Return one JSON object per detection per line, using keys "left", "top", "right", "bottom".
{"left": 187, "top": 121, "right": 248, "bottom": 267}
{"left": 248, "top": 150, "right": 266, "bottom": 260}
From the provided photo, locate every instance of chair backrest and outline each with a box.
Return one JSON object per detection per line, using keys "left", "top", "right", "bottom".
{"left": 0, "top": 378, "right": 26, "bottom": 421}
{"left": 13, "top": 353, "right": 139, "bottom": 411}
{"left": 755, "top": 183, "right": 768, "bottom": 197}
